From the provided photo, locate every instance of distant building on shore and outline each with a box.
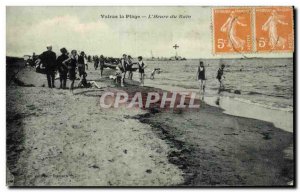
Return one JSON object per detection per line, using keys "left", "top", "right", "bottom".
{"left": 145, "top": 56, "right": 186, "bottom": 61}
{"left": 169, "top": 56, "right": 186, "bottom": 61}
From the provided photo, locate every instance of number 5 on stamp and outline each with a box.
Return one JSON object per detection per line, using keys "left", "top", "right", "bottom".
{"left": 255, "top": 7, "right": 294, "bottom": 52}
{"left": 212, "top": 8, "right": 253, "bottom": 54}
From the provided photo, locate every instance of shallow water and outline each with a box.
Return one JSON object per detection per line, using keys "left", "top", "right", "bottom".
{"left": 134, "top": 58, "right": 293, "bottom": 132}
{"left": 142, "top": 58, "right": 293, "bottom": 111}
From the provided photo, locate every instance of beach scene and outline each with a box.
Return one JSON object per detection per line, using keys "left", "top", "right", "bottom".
{"left": 6, "top": 6, "right": 294, "bottom": 187}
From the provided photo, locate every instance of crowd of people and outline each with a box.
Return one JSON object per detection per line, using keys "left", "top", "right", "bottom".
{"left": 36, "top": 46, "right": 91, "bottom": 93}
{"left": 34, "top": 45, "right": 225, "bottom": 96}
{"left": 116, "top": 54, "right": 148, "bottom": 87}
{"left": 34, "top": 45, "right": 151, "bottom": 93}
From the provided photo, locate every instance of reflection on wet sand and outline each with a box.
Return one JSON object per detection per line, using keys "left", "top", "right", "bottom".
{"left": 205, "top": 96, "right": 293, "bottom": 133}
{"left": 145, "top": 83, "right": 293, "bottom": 133}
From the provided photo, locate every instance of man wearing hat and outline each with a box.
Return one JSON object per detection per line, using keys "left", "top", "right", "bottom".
{"left": 39, "top": 45, "right": 57, "bottom": 88}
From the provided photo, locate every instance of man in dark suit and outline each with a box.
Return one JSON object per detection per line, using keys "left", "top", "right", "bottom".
{"left": 39, "top": 45, "right": 57, "bottom": 88}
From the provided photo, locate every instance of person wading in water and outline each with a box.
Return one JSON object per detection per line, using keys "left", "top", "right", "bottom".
{"left": 196, "top": 61, "right": 206, "bottom": 93}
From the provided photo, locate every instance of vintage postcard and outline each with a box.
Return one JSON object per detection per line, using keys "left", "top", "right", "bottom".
{"left": 6, "top": 6, "right": 294, "bottom": 187}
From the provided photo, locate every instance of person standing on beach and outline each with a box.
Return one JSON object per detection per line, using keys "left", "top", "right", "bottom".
{"left": 217, "top": 64, "right": 225, "bottom": 89}
{"left": 94, "top": 55, "right": 99, "bottom": 70}
{"left": 118, "top": 54, "right": 128, "bottom": 87}
{"left": 84, "top": 55, "right": 89, "bottom": 71}
{"left": 137, "top": 56, "right": 147, "bottom": 86}
{"left": 99, "top": 55, "right": 105, "bottom": 77}
{"left": 56, "top": 48, "right": 69, "bottom": 89}
{"left": 78, "top": 51, "right": 86, "bottom": 78}
{"left": 38, "top": 45, "right": 57, "bottom": 88}
{"left": 196, "top": 61, "right": 206, "bottom": 93}
{"left": 32, "top": 52, "right": 38, "bottom": 66}
{"left": 127, "top": 55, "right": 133, "bottom": 80}
{"left": 63, "top": 50, "right": 78, "bottom": 94}
{"left": 87, "top": 55, "right": 92, "bottom": 63}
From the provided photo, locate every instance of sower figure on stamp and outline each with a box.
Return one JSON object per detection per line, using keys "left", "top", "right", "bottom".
{"left": 221, "top": 11, "right": 247, "bottom": 51}
{"left": 262, "top": 10, "right": 288, "bottom": 49}
{"left": 38, "top": 45, "right": 57, "bottom": 88}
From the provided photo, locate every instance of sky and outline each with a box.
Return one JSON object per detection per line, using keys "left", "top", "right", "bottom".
{"left": 6, "top": 6, "right": 293, "bottom": 58}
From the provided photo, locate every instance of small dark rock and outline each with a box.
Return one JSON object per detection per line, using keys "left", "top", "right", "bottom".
{"left": 262, "top": 132, "right": 271, "bottom": 140}
{"left": 41, "top": 173, "right": 48, "bottom": 177}
{"left": 234, "top": 90, "right": 241, "bottom": 94}
{"left": 90, "top": 165, "right": 99, "bottom": 169}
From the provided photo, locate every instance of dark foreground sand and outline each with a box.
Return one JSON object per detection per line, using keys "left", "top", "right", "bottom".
{"left": 6, "top": 66, "right": 294, "bottom": 186}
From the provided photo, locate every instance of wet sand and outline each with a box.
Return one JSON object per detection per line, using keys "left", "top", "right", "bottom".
{"left": 132, "top": 103, "right": 293, "bottom": 186}
{"left": 6, "top": 67, "right": 294, "bottom": 186}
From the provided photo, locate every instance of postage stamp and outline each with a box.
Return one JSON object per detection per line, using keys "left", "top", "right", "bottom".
{"left": 254, "top": 7, "right": 294, "bottom": 53}
{"left": 212, "top": 7, "right": 252, "bottom": 54}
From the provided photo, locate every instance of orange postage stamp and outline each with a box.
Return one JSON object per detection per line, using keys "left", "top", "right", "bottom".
{"left": 255, "top": 7, "right": 294, "bottom": 53}
{"left": 212, "top": 8, "right": 252, "bottom": 54}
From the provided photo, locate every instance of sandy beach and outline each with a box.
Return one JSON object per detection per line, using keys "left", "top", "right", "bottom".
{"left": 6, "top": 66, "right": 294, "bottom": 186}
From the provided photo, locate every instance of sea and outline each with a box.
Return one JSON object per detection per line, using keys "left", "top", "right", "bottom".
{"left": 136, "top": 58, "right": 294, "bottom": 132}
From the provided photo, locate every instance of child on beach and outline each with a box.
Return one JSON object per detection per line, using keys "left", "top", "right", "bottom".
{"left": 118, "top": 54, "right": 128, "bottom": 87}
{"left": 56, "top": 48, "right": 69, "bottom": 89}
{"left": 137, "top": 56, "right": 147, "bottom": 86}
{"left": 63, "top": 50, "right": 78, "bottom": 94}
{"left": 78, "top": 51, "right": 86, "bottom": 78}
{"left": 150, "top": 68, "right": 160, "bottom": 80}
{"left": 217, "top": 64, "right": 225, "bottom": 89}
{"left": 109, "top": 69, "right": 122, "bottom": 84}
{"left": 127, "top": 55, "right": 134, "bottom": 80}
{"left": 196, "top": 61, "right": 206, "bottom": 93}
